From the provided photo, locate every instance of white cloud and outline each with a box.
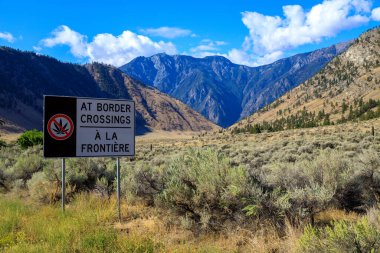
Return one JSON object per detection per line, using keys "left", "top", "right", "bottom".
{"left": 87, "top": 31, "right": 177, "bottom": 66}
{"left": 227, "top": 0, "right": 377, "bottom": 67}
{"left": 189, "top": 39, "right": 227, "bottom": 58}
{"left": 253, "top": 51, "right": 284, "bottom": 66}
{"left": 41, "top": 25, "right": 87, "bottom": 57}
{"left": 191, "top": 44, "right": 218, "bottom": 53}
{"left": 242, "top": 0, "right": 372, "bottom": 55}
{"left": 33, "top": 46, "right": 42, "bottom": 51}
{"left": 40, "top": 25, "right": 177, "bottom": 66}
{"left": 226, "top": 49, "right": 252, "bottom": 66}
{"left": 140, "top": 27, "right": 192, "bottom": 39}
{"left": 227, "top": 49, "right": 283, "bottom": 67}
{"left": 215, "top": 41, "right": 227, "bottom": 46}
{"left": 0, "top": 32, "right": 15, "bottom": 43}
{"left": 372, "top": 7, "right": 380, "bottom": 21}
{"left": 188, "top": 38, "right": 282, "bottom": 66}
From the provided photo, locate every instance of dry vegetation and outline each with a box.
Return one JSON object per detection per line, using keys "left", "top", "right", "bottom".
{"left": 1, "top": 118, "right": 380, "bottom": 252}
{"left": 2, "top": 24, "right": 380, "bottom": 253}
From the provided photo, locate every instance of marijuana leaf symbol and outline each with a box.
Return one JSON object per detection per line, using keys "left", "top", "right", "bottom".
{"left": 53, "top": 119, "right": 69, "bottom": 135}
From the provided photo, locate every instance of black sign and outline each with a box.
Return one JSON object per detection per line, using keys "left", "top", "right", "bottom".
{"left": 44, "top": 96, "right": 76, "bottom": 157}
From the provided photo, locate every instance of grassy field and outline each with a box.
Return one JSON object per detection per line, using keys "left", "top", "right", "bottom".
{"left": 0, "top": 194, "right": 162, "bottom": 253}
{"left": 1, "top": 119, "right": 380, "bottom": 252}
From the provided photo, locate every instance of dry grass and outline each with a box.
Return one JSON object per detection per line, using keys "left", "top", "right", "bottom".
{"left": 0, "top": 133, "right": 20, "bottom": 143}
{"left": 108, "top": 195, "right": 366, "bottom": 252}
{"left": 315, "top": 209, "right": 359, "bottom": 224}
{"left": 137, "top": 130, "right": 196, "bottom": 144}
{"left": 2, "top": 111, "right": 380, "bottom": 252}
{"left": 114, "top": 206, "right": 302, "bottom": 253}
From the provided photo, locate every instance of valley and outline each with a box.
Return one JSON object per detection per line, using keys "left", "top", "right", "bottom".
{"left": 1, "top": 24, "right": 380, "bottom": 253}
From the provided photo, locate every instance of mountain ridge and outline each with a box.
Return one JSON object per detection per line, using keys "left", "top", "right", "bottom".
{"left": 121, "top": 42, "right": 351, "bottom": 127}
{"left": 0, "top": 47, "right": 218, "bottom": 135}
{"left": 231, "top": 27, "right": 380, "bottom": 132}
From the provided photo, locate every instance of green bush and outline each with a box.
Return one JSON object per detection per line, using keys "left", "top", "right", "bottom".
{"left": 123, "top": 143, "right": 380, "bottom": 232}
{"left": 0, "top": 141, "right": 116, "bottom": 201}
{"left": 65, "top": 158, "right": 113, "bottom": 192}
{"left": 0, "top": 172, "right": 6, "bottom": 192}
{"left": 0, "top": 139, "right": 6, "bottom": 148}
{"left": 156, "top": 148, "right": 249, "bottom": 231}
{"left": 17, "top": 130, "right": 43, "bottom": 149}
{"left": 337, "top": 149, "right": 380, "bottom": 212}
{"left": 123, "top": 163, "right": 164, "bottom": 205}
{"left": 6, "top": 153, "right": 44, "bottom": 185}
{"left": 253, "top": 150, "right": 353, "bottom": 224}
{"left": 299, "top": 216, "right": 380, "bottom": 252}
{"left": 27, "top": 172, "right": 55, "bottom": 203}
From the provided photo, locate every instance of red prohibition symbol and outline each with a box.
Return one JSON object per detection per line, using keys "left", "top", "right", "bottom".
{"left": 47, "top": 114, "right": 74, "bottom": 141}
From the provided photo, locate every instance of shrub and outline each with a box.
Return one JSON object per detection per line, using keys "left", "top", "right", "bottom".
{"left": 123, "top": 163, "right": 164, "bottom": 205}
{"left": 17, "top": 129, "right": 43, "bottom": 149}
{"left": 65, "top": 158, "right": 112, "bottom": 192}
{"left": 299, "top": 216, "right": 380, "bottom": 252}
{"left": 0, "top": 170, "right": 6, "bottom": 192}
{"left": 6, "top": 153, "right": 44, "bottom": 185}
{"left": 338, "top": 149, "right": 380, "bottom": 211}
{"left": 156, "top": 148, "right": 249, "bottom": 231}
{"left": 253, "top": 150, "right": 353, "bottom": 225}
{"left": 27, "top": 171, "right": 55, "bottom": 203}
{"left": 0, "top": 139, "right": 6, "bottom": 148}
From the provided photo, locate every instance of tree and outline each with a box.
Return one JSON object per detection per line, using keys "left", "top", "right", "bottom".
{"left": 342, "top": 101, "right": 348, "bottom": 114}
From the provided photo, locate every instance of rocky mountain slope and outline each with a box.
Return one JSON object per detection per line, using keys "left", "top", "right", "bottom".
{"left": 121, "top": 43, "right": 350, "bottom": 127}
{"left": 0, "top": 47, "right": 218, "bottom": 135}
{"left": 232, "top": 27, "right": 380, "bottom": 132}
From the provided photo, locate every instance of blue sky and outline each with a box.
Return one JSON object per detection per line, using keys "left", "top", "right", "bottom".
{"left": 1, "top": 0, "right": 380, "bottom": 67}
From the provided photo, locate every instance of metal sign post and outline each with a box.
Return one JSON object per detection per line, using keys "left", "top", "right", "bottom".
{"left": 116, "top": 157, "right": 121, "bottom": 222}
{"left": 62, "top": 158, "right": 66, "bottom": 211}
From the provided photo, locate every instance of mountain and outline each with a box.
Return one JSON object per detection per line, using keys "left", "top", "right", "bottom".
{"left": 232, "top": 27, "right": 380, "bottom": 132}
{"left": 120, "top": 43, "right": 350, "bottom": 127}
{"left": 0, "top": 47, "right": 218, "bottom": 135}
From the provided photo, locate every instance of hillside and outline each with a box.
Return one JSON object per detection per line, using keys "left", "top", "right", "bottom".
{"left": 233, "top": 27, "right": 380, "bottom": 133}
{"left": 0, "top": 47, "right": 218, "bottom": 135}
{"left": 121, "top": 43, "right": 350, "bottom": 127}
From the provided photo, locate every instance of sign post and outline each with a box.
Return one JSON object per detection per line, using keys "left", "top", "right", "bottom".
{"left": 116, "top": 157, "right": 121, "bottom": 221}
{"left": 44, "top": 95, "right": 135, "bottom": 217}
{"left": 61, "top": 158, "right": 65, "bottom": 211}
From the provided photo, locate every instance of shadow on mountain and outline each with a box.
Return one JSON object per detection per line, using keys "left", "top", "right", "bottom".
{"left": 0, "top": 47, "right": 217, "bottom": 134}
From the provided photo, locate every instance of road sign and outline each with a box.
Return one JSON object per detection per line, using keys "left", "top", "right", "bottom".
{"left": 44, "top": 95, "right": 135, "bottom": 158}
